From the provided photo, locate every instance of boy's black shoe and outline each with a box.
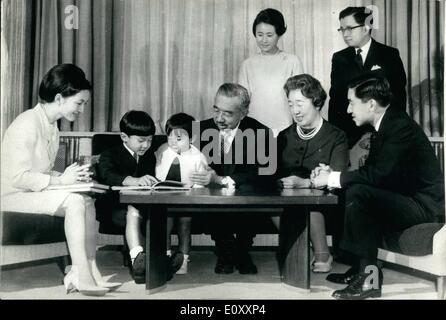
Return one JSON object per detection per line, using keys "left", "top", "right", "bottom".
{"left": 132, "top": 252, "right": 146, "bottom": 284}
{"left": 171, "top": 252, "right": 184, "bottom": 274}
{"left": 167, "top": 252, "right": 184, "bottom": 281}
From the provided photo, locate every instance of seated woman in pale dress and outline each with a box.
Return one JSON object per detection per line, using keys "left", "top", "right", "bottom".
{"left": 1, "top": 64, "right": 120, "bottom": 296}
{"left": 239, "top": 8, "right": 303, "bottom": 136}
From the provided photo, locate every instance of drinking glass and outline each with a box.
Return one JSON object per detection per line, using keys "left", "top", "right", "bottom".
{"left": 76, "top": 155, "right": 93, "bottom": 182}
{"left": 76, "top": 155, "right": 92, "bottom": 167}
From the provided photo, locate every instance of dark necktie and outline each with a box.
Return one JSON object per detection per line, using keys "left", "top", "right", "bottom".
{"left": 165, "top": 157, "right": 181, "bottom": 182}
{"left": 355, "top": 48, "right": 363, "bottom": 69}
{"left": 370, "top": 129, "right": 377, "bottom": 141}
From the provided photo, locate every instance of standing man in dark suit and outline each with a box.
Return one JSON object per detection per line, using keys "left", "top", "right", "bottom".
{"left": 312, "top": 73, "right": 444, "bottom": 300}
{"left": 329, "top": 6, "right": 407, "bottom": 147}
{"left": 190, "top": 83, "right": 275, "bottom": 275}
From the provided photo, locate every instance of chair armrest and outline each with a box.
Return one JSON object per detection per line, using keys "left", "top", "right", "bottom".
{"left": 432, "top": 224, "right": 446, "bottom": 256}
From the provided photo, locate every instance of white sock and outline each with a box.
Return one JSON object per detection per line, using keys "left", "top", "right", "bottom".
{"left": 130, "top": 246, "right": 143, "bottom": 264}
{"left": 166, "top": 249, "right": 172, "bottom": 257}
{"left": 183, "top": 254, "right": 190, "bottom": 262}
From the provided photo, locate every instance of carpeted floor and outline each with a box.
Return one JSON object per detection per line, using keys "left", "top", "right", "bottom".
{"left": 0, "top": 247, "right": 439, "bottom": 300}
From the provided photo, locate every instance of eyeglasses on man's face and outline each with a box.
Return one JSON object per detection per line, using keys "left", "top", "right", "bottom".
{"left": 337, "top": 25, "right": 364, "bottom": 34}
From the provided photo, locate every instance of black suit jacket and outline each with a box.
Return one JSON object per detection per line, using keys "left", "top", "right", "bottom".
{"left": 198, "top": 116, "right": 275, "bottom": 189}
{"left": 95, "top": 143, "right": 156, "bottom": 186}
{"left": 95, "top": 144, "right": 156, "bottom": 227}
{"left": 340, "top": 108, "right": 444, "bottom": 221}
{"left": 328, "top": 39, "right": 407, "bottom": 147}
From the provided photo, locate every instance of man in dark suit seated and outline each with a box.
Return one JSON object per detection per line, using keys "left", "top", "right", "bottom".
{"left": 312, "top": 73, "right": 444, "bottom": 300}
{"left": 329, "top": 6, "right": 407, "bottom": 148}
{"left": 189, "top": 83, "right": 275, "bottom": 275}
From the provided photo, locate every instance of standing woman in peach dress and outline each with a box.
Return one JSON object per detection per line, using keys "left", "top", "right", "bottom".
{"left": 1, "top": 64, "right": 121, "bottom": 296}
{"left": 239, "top": 8, "right": 303, "bottom": 136}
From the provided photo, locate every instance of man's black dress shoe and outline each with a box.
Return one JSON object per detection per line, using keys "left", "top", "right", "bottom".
{"left": 332, "top": 271, "right": 382, "bottom": 300}
{"left": 235, "top": 253, "right": 258, "bottom": 274}
{"left": 326, "top": 266, "right": 358, "bottom": 284}
{"left": 132, "top": 252, "right": 146, "bottom": 284}
{"left": 215, "top": 257, "right": 234, "bottom": 274}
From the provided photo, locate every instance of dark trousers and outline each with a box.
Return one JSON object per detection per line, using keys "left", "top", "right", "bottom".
{"left": 209, "top": 213, "right": 256, "bottom": 257}
{"left": 340, "top": 184, "right": 433, "bottom": 259}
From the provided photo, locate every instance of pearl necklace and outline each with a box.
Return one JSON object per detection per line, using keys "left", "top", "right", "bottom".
{"left": 296, "top": 116, "right": 323, "bottom": 140}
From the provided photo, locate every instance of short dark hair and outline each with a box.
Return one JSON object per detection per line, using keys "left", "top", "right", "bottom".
{"left": 165, "top": 112, "right": 196, "bottom": 138}
{"left": 119, "top": 110, "right": 156, "bottom": 136}
{"left": 347, "top": 72, "right": 392, "bottom": 107}
{"left": 39, "top": 64, "right": 92, "bottom": 103}
{"left": 339, "top": 6, "right": 373, "bottom": 29}
{"left": 252, "top": 8, "right": 287, "bottom": 37}
{"left": 283, "top": 74, "right": 327, "bottom": 110}
{"left": 216, "top": 83, "right": 250, "bottom": 111}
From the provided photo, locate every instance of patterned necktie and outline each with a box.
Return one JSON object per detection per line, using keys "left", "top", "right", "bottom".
{"left": 355, "top": 48, "right": 363, "bottom": 69}
{"left": 165, "top": 157, "right": 181, "bottom": 181}
{"left": 220, "top": 132, "right": 231, "bottom": 155}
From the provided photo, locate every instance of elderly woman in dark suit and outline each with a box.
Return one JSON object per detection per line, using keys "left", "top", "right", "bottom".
{"left": 275, "top": 74, "right": 349, "bottom": 272}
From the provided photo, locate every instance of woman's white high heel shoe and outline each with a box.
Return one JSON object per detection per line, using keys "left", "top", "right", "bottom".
{"left": 94, "top": 280, "right": 122, "bottom": 291}
{"left": 312, "top": 253, "right": 333, "bottom": 273}
{"left": 90, "top": 263, "right": 122, "bottom": 291}
{"left": 176, "top": 257, "right": 190, "bottom": 275}
{"left": 63, "top": 266, "right": 109, "bottom": 296}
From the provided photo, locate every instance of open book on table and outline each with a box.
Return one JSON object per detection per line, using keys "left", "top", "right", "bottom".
{"left": 111, "top": 180, "right": 191, "bottom": 191}
{"left": 44, "top": 181, "right": 109, "bottom": 193}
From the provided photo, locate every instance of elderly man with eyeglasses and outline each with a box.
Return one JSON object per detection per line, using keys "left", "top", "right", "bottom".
{"left": 189, "top": 83, "right": 276, "bottom": 276}
{"left": 328, "top": 6, "right": 407, "bottom": 148}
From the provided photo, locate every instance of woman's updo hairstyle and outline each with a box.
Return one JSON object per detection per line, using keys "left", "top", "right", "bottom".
{"left": 39, "top": 64, "right": 92, "bottom": 103}
{"left": 252, "top": 8, "right": 287, "bottom": 37}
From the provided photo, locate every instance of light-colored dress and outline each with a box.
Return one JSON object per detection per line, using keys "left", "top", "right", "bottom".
{"left": 155, "top": 143, "right": 208, "bottom": 187}
{"left": 238, "top": 50, "right": 303, "bottom": 134}
{"left": 1, "top": 104, "right": 70, "bottom": 214}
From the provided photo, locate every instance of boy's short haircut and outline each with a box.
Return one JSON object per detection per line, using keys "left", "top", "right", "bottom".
{"left": 165, "top": 113, "right": 196, "bottom": 138}
{"left": 120, "top": 110, "right": 156, "bottom": 136}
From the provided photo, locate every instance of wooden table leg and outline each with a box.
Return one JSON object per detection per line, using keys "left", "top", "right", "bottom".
{"left": 144, "top": 204, "right": 167, "bottom": 294}
{"left": 279, "top": 205, "right": 310, "bottom": 290}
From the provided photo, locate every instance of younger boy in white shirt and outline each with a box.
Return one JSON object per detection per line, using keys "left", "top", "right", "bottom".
{"left": 155, "top": 113, "right": 208, "bottom": 274}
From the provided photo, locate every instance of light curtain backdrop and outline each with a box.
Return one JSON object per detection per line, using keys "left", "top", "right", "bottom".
{"left": 1, "top": 0, "right": 444, "bottom": 136}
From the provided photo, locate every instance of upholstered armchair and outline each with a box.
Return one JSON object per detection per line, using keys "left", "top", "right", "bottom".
{"left": 0, "top": 142, "right": 70, "bottom": 270}
{"left": 378, "top": 223, "right": 446, "bottom": 299}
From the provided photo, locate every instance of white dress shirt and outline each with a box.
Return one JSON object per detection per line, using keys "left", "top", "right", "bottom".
{"left": 155, "top": 143, "right": 208, "bottom": 187}
{"left": 219, "top": 124, "right": 240, "bottom": 153}
{"left": 327, "top": 109, "right": 387, "bottom": 189}
{"left": 356, "top": 38, "right": 372, "bottom": 64}
{"left": 123, "top": 143, "right": 137, "bottom": 162}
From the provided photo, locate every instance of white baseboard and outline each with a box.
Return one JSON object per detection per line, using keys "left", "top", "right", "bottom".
{"left": 97, "top": 229, "right": 333, "bottom": 248}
